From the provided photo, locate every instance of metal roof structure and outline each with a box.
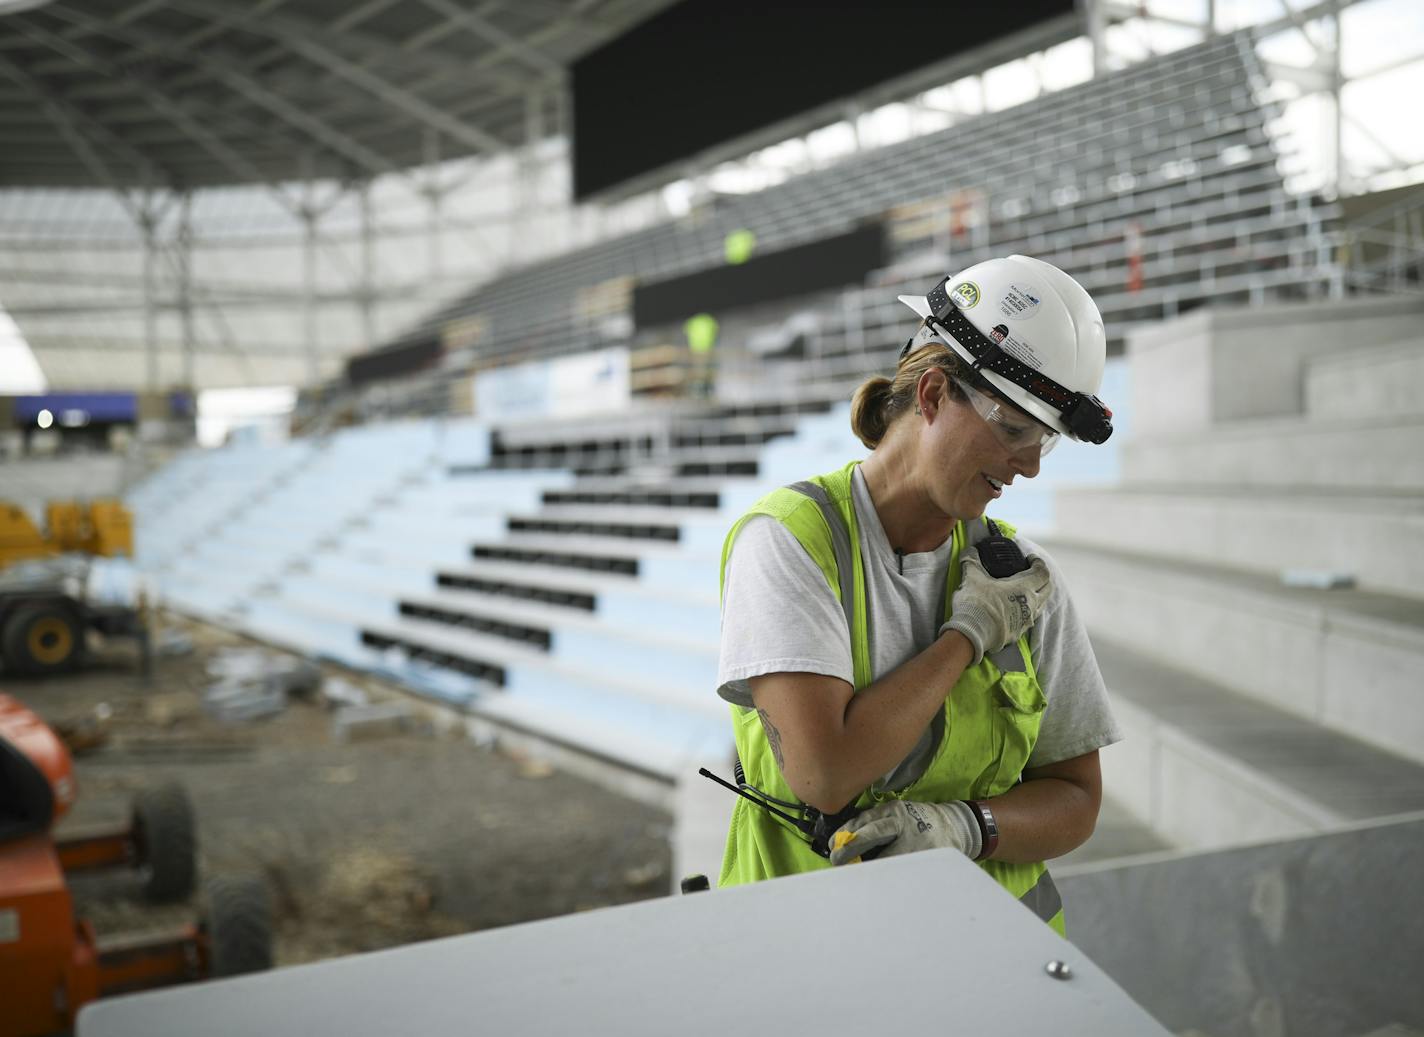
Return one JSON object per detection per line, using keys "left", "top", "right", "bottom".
{"left": 0, "top": 0, "right": 674, "bottom": 189}
{"left": 0, "top": 0, "right": 1418, "bottom": 397}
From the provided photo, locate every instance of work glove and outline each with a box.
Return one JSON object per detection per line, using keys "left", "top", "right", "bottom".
{"left": 939, "top": 545, "right": 1052, "bottom": 665}
{"left": 827, "top": 800, "right": 982, "bottom": 866}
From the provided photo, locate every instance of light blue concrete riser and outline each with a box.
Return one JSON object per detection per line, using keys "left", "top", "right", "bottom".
{"left": 272, "top": 582, "right": 401, "bottom": 626}
{"left": 637, "top": 553, "right": 720, "bottom": 593}
{"left": 499, "top": 666, "right": 726, "bottom": 749}
{"left": 352, "top": 514, "right": 504, "bottom": 546}
{"left": 333, "top": 534, "right": 480, "bottom": 569}
{"left": 303, "top": 555, "right": 439, "bottom": 596}
{"left": 549, "top": 625, "right": 716, "bottom": 690}
{"left": 667, "top": 520, "right": 727, "bottom": 554}
{"left": 595, "top": 589, "right": 719, "bottom": 643}
{"left": 239, "top": 599, "right": 371, "bottom": 663}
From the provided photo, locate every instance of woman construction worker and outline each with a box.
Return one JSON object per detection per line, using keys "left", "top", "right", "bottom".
{"left": 714, "top": 255, "right": 1121, "bottom": 934}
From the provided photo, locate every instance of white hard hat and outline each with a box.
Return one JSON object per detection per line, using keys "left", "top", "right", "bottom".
{"left": 898, "top": 255, "right": 1112, "bottom": 442}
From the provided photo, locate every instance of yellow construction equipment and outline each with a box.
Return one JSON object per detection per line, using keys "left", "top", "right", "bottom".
{"left": 85, "top": 499, "right": 134, "bottom": 557}
{"left": 0, "top": 505, "right": 54, "bottom": 568}
{"left": 0, "top": 499, "right": 134, "bottom": 569}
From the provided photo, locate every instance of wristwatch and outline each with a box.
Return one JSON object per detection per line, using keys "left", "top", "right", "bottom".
{"left": 963, "top": 799, "right": 999, "bottom": 861}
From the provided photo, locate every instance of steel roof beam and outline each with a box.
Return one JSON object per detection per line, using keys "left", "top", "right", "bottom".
{"left": 110, "top": 0, "right": 169, "bottom": 27}
{"left": 34, "top": 6, "right": 397, "bottom": 180}
{"left": 165, "top": 0, "right": 540, "bottom": 123}
{"left": 176, "top": 0, "right": 526, "bottom": 87}
{"left": 162, "top": 0, "right": 292, "bottom": 53}
{"left": 0, "top": 52, "right": 167, "bottom": 206}
{"left": 416, "top": 0, "right": 563, "bottom": 79}
{"left": 328, "top": 0, "right": 406, "bottom": 34}
{"left": 269, "top": 32, "right": 508, "bottom": 154}
{"left": 16, "top": 9, "right": 308, "bottom": 195}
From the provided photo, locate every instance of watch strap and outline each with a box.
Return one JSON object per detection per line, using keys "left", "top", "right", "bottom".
{"left": 963, "top": 799, "right": 999, "bottom": 861}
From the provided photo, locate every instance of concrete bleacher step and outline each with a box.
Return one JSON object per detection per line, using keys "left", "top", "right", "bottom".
{"left": 543, "top": 486, "right": 721, "bottom": 509}
{"left": 394, "top": 586, "right": 718, "bottom": 689}
{"left": 1092, "top": 635, "right": 1424, "bottom": 850}
{"left": 668, "top": 426, "right": 796, "bottom": 449}
{"left": 436, "top": 555, "right": 634, "bottom": 599}
{"left": 1044, "top": 538, "right": 1424, "bottom": 766}
{"left": 553, "top": 475, "right": 768, "bottom": 517}
{"left": 358, "top": 612, "right": 723, "bottom": 727}
{"left": 1053, "top": 484, "right": 1424, "bottom": 599}
{"left": 467, "top": 686, "right": 726, "bottom": 787}
{"left": 506, "top": 504, "right": 727, "bottom": 551}
{"left": 468, "top": 531, "right": 688, "bottom": 574}
{"left": 1307, "top": 338, "right": 1424, "bottom": 421}
{"left": 1120, "top": 414, "right": 1424, "bottom": 491}
{"left": 430, "top": 559, "right": 721, "bottom": 640}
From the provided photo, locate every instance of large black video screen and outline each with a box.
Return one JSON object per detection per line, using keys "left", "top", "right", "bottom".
{"left": 346, "top": 335, "right": 442, "bottom": 385}
{"left": 572, "top": 0, "right": 1075, "bottom": 200}
{"left": 633, "top": 223, "right": 886, "bottom": 328}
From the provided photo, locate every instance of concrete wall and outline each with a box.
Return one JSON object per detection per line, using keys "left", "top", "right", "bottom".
{"left": 1129, "top": 295, "right": 1424, "bottom": 437}
{"left": 1059, "top": 814, "right": 1424, "bottom": 1037}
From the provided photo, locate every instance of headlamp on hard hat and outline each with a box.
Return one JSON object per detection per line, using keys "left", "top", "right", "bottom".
{"left": 912, "top": 275, "right": 1114, "bottom": 445}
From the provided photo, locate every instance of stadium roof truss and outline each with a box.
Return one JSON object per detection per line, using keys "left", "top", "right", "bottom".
{"left": 0, "top": 0, "right": 1419, "bottom": 394}
{"left": 0, "top": 0, "right": 678, "bottom": 391}
{"left": 0, "top": 0, "right": 678, "bottom": 190}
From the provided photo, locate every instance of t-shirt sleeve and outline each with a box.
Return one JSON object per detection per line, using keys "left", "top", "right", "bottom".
{"left": 1019, "top": 537, "right": 1124, "bottom": 767}
{"left": 716, "top": 514, "right": 855, "bottom": 708}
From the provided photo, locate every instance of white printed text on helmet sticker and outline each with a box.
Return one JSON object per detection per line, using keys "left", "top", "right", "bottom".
{"left": 997, "top": 331, "right": 1043, "bottom": 370}
{"left": 999, "top": 283, "right": 1042, "bottom": 321}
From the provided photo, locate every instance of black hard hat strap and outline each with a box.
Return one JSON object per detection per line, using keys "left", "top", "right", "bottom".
{"left": 921, "top": 302, "right": 1114, "bottom": 444}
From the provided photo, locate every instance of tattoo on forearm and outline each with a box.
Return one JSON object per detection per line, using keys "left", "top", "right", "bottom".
{"left": 757, "top": 707, "right": 785, "bottom": 768}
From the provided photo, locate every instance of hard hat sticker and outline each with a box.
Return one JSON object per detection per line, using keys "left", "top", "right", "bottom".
{"left": 999, "top": 283, "right": 1042, "bottom": 321}
{"left": 998, "top": 332, "right": 1044, "bottom": 371}
{"left": 950, "top": 281, "right": 981, "bottom": 308}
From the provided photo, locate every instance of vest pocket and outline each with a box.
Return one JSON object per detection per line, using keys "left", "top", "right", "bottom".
{"left": 990, "top": 671, "right": 1047, "bottom": 792}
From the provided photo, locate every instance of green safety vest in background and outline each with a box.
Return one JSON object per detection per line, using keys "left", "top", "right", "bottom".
{"left": 717, "top": 460, "right": 1065, "bottom": 934}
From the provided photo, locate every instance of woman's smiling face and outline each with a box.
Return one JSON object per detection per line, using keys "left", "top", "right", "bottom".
{"left": 914, "top": 369, "right": 1045, "bottom": 521}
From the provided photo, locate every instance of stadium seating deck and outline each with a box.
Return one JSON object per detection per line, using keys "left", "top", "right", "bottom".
{"left": 372, "top": 31, "right": 1332, "bottom": 390}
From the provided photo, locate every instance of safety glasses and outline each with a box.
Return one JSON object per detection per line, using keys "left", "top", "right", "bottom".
{"left": 953, "top": 378, "right": 1061, "bottom": 457}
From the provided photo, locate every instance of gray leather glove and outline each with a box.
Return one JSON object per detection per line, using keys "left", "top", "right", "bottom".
{"left": 827, "top": 800, "right": 982, "bottom": 866}
{"left": 939, "top": 545, "right": 1052, "bottom": 664}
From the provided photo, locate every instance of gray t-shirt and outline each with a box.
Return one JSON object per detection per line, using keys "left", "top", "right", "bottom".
{"left": 717, "top": 466, "right": 1121, "bottom": 788}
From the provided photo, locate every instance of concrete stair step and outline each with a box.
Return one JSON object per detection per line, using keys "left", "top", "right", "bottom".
{"left": 1120, "top": 415, "right": 1424, "bottom": 492}
{"left": 1092, "top": 635, "right": 1424, "bottom": 850}
{"left": 468, "top": 536, "right": 642, "bottom": 576}
{"left": 669, "top": 427, "right": 795, "bottom": 449}
{"left": 466, "top": 691, "right": 722, "bottom": 787}
{"left": 1053, "top": 484, "right": 1424, "bottom": 599}
{"left": 1126, "top": 297, "right": 1423, "bottom": 439}
{"left": 542, "top": 487, "right": 722, "bottom": 509}
{"left": 431, "top": 560, "right": 719, "bottom": 639}
{"left": 507, "top": 505, "right": 727, "bottom": 551}
{"left": 435, "top": 557, "right": 634, "bottom": 601}
{"left": 359, "top": 613, "right": 724, "bottom": 725}
{"left": 557, "top": 475, "right": 767, "bottom": 516}
{"left": 1307, "top": 337, "right": 1424, "bottom": 421}
{"left": 395, "top": 587, "right": 717, "bottom": 689}
{"left": 467, "top": 533, "right": 716, "bottom": 588}
{"left": 1044, "top": 537, "right": 1424, "bottom": 765}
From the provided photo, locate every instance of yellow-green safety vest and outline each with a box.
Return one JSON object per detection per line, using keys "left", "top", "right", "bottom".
{"left": 716, "top": 460, "right": 1065, "bottom": 934}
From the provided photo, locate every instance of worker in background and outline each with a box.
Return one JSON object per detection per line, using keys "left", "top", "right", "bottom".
{"left": 714, "top": 256, "right": 1120, "bottom": 934}
{"left": 684, "top": 312, "right": 719, "bottom": 399}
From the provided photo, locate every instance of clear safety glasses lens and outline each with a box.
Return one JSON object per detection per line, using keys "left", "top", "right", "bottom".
{"left": 954, "top": 378, "right": 1060, "bottom": 457}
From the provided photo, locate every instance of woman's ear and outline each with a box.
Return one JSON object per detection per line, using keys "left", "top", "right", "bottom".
{"left": 917, "top": 368, "right": 947, "bottom": 420}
